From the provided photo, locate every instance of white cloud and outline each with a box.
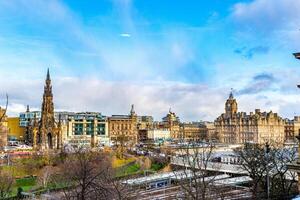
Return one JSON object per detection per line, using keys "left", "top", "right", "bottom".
{"left": 120, "top": 33, "right": 131, "bottom": 37}
{"left": 0, "top": 74, "right": 227, "bottom": 121}
{"left": 231, "top": 0, "right": 300, "bottom": 47}
{"left": 1, "top": 72, "right": 300, "bottom": 122}
{"left": 232, "top": 0, "right": 300, "bottom": 27}
{"left": 1, "top": 0, "right": 300, "bottom": 122}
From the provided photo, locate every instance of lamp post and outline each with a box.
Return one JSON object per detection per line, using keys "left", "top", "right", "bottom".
{"left": 265, "top": 142, "right": 270, "bottom": 199}
{"left": 294, "top": 52, "right": 300, "bottom": 154}
{"left": 293, "top": 52, "right": 300, "bottom": 60}
{"left": 286, "top": 52, "right": 300, "bottom": 194}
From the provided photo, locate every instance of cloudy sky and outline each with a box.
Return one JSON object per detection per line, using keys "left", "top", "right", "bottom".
{"left": 0, "top": 0, "right": 300, "bottom": 121}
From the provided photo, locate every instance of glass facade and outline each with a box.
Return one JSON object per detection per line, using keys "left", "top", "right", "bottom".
{"left": 19, "top": 111, "right": 42, "bottom": 127}
{"left": 74, "top": 124, "right": 83, "bottom": 135}
{"left": 86, "top": 120, "right": 94, "bottom": 135}
{"left": 97, "top": 124, "right": 105, "bottom": 135}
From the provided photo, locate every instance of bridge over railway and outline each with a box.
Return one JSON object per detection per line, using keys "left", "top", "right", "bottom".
{"left": 171, "top": 156, "right": 297, "bottom": 181}
{"left": 171, "top": 156, "right": 247, "bottom": 174}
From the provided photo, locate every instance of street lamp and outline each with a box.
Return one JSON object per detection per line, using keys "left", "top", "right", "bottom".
{"left": 293, "top": 52, "right": 300, "bottom": 60}
{"left": 286, "top": 52, "right": 300, "bottom": 195}
{"left": 265, "top": 142, "right": 270, "bottom": 199}
{"left": 296, "top": 53, "right": 300, "bottom": 139}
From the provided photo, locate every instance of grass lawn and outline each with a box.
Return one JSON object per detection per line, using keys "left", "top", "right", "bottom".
{"left": 112, "top": 157, "right": 136, "bottom": 168}
{"left": 1, "top": 165, "right": 28, "bottom": 178}
{"left": 116, "top": 163, "right": 141, "bottom": 178}
{"left": 9, "top": 176, "right": 37, "bottom": 196}
{"left": 150, "top": 163, "right": 165, "bottom": 171}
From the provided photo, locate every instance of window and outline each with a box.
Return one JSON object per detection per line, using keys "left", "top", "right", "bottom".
{"left": 97, "top": 124, "right": 105, "bottom": 135}
{"left": 86, "top": 122, "right": 94, "bottom": 135}
{"left": 74, "top": 124, "right": 83, "bottom": 135}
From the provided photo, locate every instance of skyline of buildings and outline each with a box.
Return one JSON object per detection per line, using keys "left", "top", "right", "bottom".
{"left": 1, "top": 69, "right": 299, "bottom": 148}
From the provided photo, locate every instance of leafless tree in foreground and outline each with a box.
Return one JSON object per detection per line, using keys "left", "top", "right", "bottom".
{"left": 0, "top": 168, "right": 15, "bottom": 198}
{"left": 234, "top": 143, "right": 269, "bottom": 199}
{"left": 172, "top": 142, "right": 220, "bottom": 200}
{"left": 269, "top": 146, "right": 298, "bottom": 199}
{"left": 55, "top": 148, "right": 133, "bottom": 200}
{"left": 235, "top": 142, "right": 298, "bottom": 199}
{"left": 113, "top": 134, "right": 130, "bottom": 159}
{"left": 103, "top": 169, "right": 134, "bottom": 200}
{"left": 0, "top": 94, "right": 8, "bottom": 148}
{"left": 38, "top": 165, "right": 57, "bottom": 189}
{"left": 0, "top": 94, "right": 8, "bottom": 122}
{"left": 55, "top": 149, "right": 110, "bottom": 200}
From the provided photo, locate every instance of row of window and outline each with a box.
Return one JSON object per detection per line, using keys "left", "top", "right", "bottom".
{"left": 111, "top": 124, "right": 132, "bottom": 130}
{"left": 74, "top": 124, "right": 106, "bottom": 135}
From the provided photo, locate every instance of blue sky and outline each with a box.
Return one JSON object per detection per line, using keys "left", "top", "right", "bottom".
{"left": 0, "top": 0, "right": 300, "bottom": 121}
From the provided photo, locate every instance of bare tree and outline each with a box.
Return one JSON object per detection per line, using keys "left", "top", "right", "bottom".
{"left": 55, "top": 148, "right": 134, "bottom": 200}
{"left": 0, "top": 94, "right": 8, "bottom": 148}
{"left": 0, "top": 94, "right": 8, "bottom": 122}
{"left": 269, "top": 146, "right": 298, "bottom": 199}
{"left": 235, "top": 142, "right": 298, "bottom": 199}
{"left": 113, "top": 134, "right": 130, "bottom": 159}
{"left": 103, "top": 169, "right": 134, "bottom": 200}
{"left": 172, "top": 142, "right": 219, "bottom": 200}
{"left": 0, "top": 168, "right": 15, "bottom": 198}
{"left": 38, "top": 165, "right": 57, "bottom": 189}
{"left": 234, "top": 143, "right": 269, "bottom": 199}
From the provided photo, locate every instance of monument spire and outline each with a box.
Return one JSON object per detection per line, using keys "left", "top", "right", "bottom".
{"left": 38, "top": 69, "right": 56, "bottom": 150}
{"left": 229, "top": 88, "right": 234, "bottom": 99}
{"left": 47, "top": 68, "right": 50, "bottom": 81}
{"left": 44, "top": 68, "right": 52, "bottom": 96}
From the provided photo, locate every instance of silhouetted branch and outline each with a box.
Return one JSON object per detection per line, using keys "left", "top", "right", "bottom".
{"left": 0, "top": 94, "right": 8, "bottom": 122}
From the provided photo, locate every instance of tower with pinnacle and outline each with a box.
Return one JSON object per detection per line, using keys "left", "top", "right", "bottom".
{"left": 225, "top": 89, "right": 238, "bottom": 117}
{"left": 34, "top": 69, "right": 61, "bottom": 150}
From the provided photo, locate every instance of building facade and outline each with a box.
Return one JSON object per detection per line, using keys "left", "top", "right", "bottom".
{"left": 147, "top": 129, "right": 170, "bottom": 141}
{"left": 7, "top": 117, "right": 25, "bottom": 141}
{"left": 63, "top": 112, "right": 109, "bottom": 147}
{"left": 108, "top": 105, "right": 138, "bottom": 146}
{"left": 180, "top": 122, "right": 207, "bottom": 141}
{"left": 137, "top": 115, "right": 153, "bottom": 142}
{"left": 204, "top": 122, "right": 217, "bottom": 141}
{"left": 215, "top": 92, "right": 285, "bottom": 145}
{"left": 284, "top": 116, "right": 300, "bottom": 142}
{"left": 161, "top": 109, "right": 181, "bottom": 139}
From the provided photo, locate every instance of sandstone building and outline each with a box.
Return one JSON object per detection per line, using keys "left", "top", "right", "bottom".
{"left": 154, "top": 110, "right": 213, "bottom": 142}
{"left": 108, "top": 105, "right": 138, "bottom": 146}
{"left": 215, "top": 92, "right": 285, "bottom": 145}
{"left": 161, "top": 109, "right": 181, "bottom": 139}
{"left": 284, "top": 117, "right": 300, "bottom": 142}
{"left": 180, "top": 122, "right": 207, "bottom": 141}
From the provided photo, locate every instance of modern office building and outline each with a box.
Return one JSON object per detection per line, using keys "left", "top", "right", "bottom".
{"left": 64, "top": 112, "right": 109, "bottom": 147}
{"left": 7, "top": 117, "right": 25, "bottom": 141}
